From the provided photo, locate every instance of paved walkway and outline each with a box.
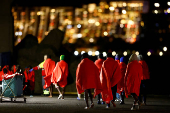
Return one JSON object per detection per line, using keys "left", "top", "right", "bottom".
{"left": 0, "top": 95, "right": 170, "bottom": 113}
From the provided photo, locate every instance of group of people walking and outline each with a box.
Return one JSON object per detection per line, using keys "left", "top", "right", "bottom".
{"left": 0, "top": 54, "right": 69, "bottom": 100}
{"left": 76, "top": 52, "right": 150, "bottom": 110}
{"left": 0, "top": 52, "right": 150, "bottom": 110}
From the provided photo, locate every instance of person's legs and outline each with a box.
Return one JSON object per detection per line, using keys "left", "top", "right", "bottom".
{"left": 88, "top": 89, "right": 94, "bottom": 108}
{"left": 111, "top": 85, "right": 117, "bottom": 102}
{"left": 120, "top": 91, "right": 125, "bottom": 104}
{"left": 48, "top": 84, "right": 53, "bottom": 97}
{"left": 131, "top": 93, "right": 140, "bottom": 110}
{"left": 84, "top": 89, "right": 89, "bottom": 109}
{"left": 61, "top": 87, "right": 65, "bottom": 99}
{"left": 111, "top": 85, "right": 117, "bottom": 107}
{"left": 97, "top": 93, "right": 101, "bottom": 104}
{"left": 42, "top": 76, "right": 49, "bottom": 96}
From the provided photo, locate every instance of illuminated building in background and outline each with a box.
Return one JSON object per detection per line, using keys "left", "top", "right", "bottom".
{"left": 12, "top": 1, "right": 149, "bottom": 52}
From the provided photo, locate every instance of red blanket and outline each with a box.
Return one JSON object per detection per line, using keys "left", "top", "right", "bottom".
{"left": 95, "top": 59, "right": 104, "bottom": 73}
{"left": 100, "top": 57, "right": 121, "bottom": 104}
{"left": 52, "top": 60, "right": 68, "bottom": 87}
{"left": 76, "top": 58, "right": 102, "bottom": 97}
{"left": 139, "top": 60, "right": 150, "bottom": 80}
{"left": 0, "top": 66, "right": 11, "bottom": 81}
{"left": 43, "top": 59, "right": 55, "bottom": 89}
{"left": 24, "top": 69, "right": 35, "bottom": 82}
{"left": 124, "top": 60, "right": 143, "bottom": 98}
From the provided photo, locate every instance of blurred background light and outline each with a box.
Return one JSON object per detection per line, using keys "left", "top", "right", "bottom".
{"left": 95, "top": 51, "right": 99, "bottom": 56}
{"left": 103, "top": 52, "right": 107, "bottom": 57}
{"left": 81, "top": 51, "right": 85, "bottom": 55}
{"left": 159, "top": 51, "right": 163, "bottom": 56}
{"left": 89, "top": 38, "right": 94, "bottom": 43}
{"left": 135, "top": 51, "right": 139, "bottom": 56}
{"left": 123, "top": 51, "right": 127, "bottom": 56}
{"left": 88, "top": 51, "right": 92, "bottom": 56}
{"left": 77, "top": 24, "right": 81, "bottom": 28}
{"left": 147, "top": 51, "right": 151, "bottom": 56}
{"left": 154, "top": 3, "right": 160, "bottom": 7}
{"left": 104, "top": 31, "right": 108, "bottom": 36}
{"left": 163, "top": 46, "right": 167, "bottom": 52}
{"left": 74, "top": 51, "right": 79, "bottom": 56}
{"left": 109, "top": 7, "right": 114, "bottom": 11}
{"left": 122, "top": 9, "right": 126, "bottom": 14}
{"left": 112, "top": 51, "right": 116, "bottom": 56}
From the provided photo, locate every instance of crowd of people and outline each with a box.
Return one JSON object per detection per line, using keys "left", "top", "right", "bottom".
{"left": 76, "top": 52, "right": 150, "bottom": 110}
{"left": 0, "top": 52, "right": 150, "bottom": 110}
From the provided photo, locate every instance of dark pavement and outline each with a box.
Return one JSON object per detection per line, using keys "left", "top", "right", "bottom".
{"left": 0, "top": 94, "right": 170, "bottom": 113}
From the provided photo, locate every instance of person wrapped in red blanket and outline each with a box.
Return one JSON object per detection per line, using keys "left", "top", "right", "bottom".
{"left": 100, "top": 52, "right": 122, "bottom": 108}
{"left": 51, "top": 55, "right": 68, "bottom": 100}
{"left": 76, "top": 53, "right": 102, "bottom": 109}
{"left": 137, "top": 55, "right": 150, "bottom": 105}
{"left": 124, "top": 54, "right": 143, "bottom": 110}
{"left": 43, "top": 55, "right": 55, "bottom": 97}
{"left": 24, "top": 66, "right": 35, "bottom": 97}
{"left": 94, "top": 53, "right": 105, "bottom": 104}
{"left": 0, "top": 65, "right": 11, "bottom": 81}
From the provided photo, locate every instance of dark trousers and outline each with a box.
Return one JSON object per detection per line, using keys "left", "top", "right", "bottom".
{"left": 111, "top": 84, "right": 117, "bottom": 102}
{"left": 120, "top": 91, "right": 125, "bottom": 103}
{"left": 84, "top": 89, "right": 93, "bottom": 107}
{"left": 107, "top": 85, "right": 117, "bottom": 107}
{"left": 131, "top": 93, "right": 138, "bottom": 105}
{"left": 97, "top": 93, "right": 101, "bottom": 101}
{"left": 139, "top": 80, "right": 147, "bottom": 103}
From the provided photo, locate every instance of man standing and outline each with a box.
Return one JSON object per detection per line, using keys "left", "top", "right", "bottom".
{"left": 76, "top": 53, "right": 102, "bottom": 109}
{"left": 100, "top": 52, "right": 122, "bottom": 108}
{"left": 43, "top": 55, "right": 55, "bottom": 97}
{"left": 31, "top": 55, "right": 49, "bottom": 96}
{"left": 52, "top": 55, "right": 68, "bottom": 100}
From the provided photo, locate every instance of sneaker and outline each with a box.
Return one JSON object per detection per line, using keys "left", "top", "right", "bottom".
{"left": 115, "top": 99, "right": 120, "bottom": 102}
{"left": 131, "top": 106, "right": 136, "bottom": 110}
{"left": 58, "top": 94, "right": 63, "bottom": 99}
{"left": 84, "top": 107, "right": 89, "bottom": 109}
{"left": 106, "top": 106, "right": 110, "bottom": 109}
{"left": 61, "top": 97, "right": 64, "bottom": 100}
{"left": 120, "top": 101, "right": 125, "bottom": 104}
{"left": 77, "top": 97, "right": 80, "bottom": 100}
